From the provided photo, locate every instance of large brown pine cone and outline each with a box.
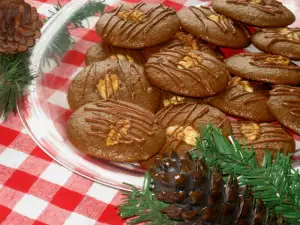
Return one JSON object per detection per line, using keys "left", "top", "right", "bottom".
{"left": 150, "top": 152, "right": 288, "bottom": 225}
{"left": 0, "top": 0, "right": 43, "bottom": 54}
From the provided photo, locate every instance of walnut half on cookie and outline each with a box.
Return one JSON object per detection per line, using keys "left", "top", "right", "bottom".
{"left": 225, "top": 53, "right": 300, "bottom": 85}
{"left": 67, "top": 99, "right": 166, "bottom": 162}
{"left": 145, "top": 49, "right": 230, "bottom": 98}
{"left": 230, "top": 120, "right": 295, "bottom": 165}
{"left": 139, "top": 103, "right": 232, "bottom": 170}
{"left": 96, "top": 3, "right": 181, "bottom": 49}
{"left": 206, "top": 76, "right": 275, "bottom": 122}
{"left": 67, "top": 59, "right": 161, "bottom": 112}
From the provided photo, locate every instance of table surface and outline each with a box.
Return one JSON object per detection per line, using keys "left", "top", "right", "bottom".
{"left": 1, "top": 0, "right": 300, "bottom": 225}
{"left": 0, "top": 0, "right": 130, "bottom": 224}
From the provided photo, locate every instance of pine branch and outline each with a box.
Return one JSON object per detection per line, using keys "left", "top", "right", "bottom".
{"left": 0, "top": 53, "right": 35, "bottom": 118}
{"left": 119, "top": 125, "right": 300, "bottom": 224}
{"left": 69, "top": 0, "right": 107, "bottom": 28}
{"left": 42, "top": 26, "right": 75, "bottom": 66}
{"left": 192, "top": 125, "right": 300, "bottom": 222}
{"left": 43, "top": 0, "right": 107, "bottom": 65}
{"left": 119, "top": 172, "right": 173, "bottom": 225}
{"left": 0, "top": 1, "right": 107, "bottom": 118}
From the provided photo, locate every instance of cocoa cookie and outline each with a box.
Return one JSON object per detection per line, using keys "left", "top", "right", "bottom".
{"left": 158, "top": 91, "right": 203, "bottom": 111}
{"left": 67, "top": 99, "right": 166, "bottom": 162}
{"left": 145, "top": 49, "right": 230, "bottom": 98}
{"left": 225, "top": 53, "right": 300, "bottom": 85}
{"left": 230, "top": 120, "right": 295, "bottom": 165}
{"left": 177, "top": 6, "right": 251, "bottom": 48}
{"left": 139, "top": 103, "right": 231, "bottom": 169}
{"left": 142, "top": 31, "right": 225, "bottom": 61}
{"left": 85, "top": 43, "right": 145, "bottom": 65}
{"left": 96, "top": 2, "right": 180, "bottom": 49}
{"left": 212, "top": 0, "right": 295, "bottom": 28}
{"left": 252, "top": 28, "right": 300, "bottom": 60}
{"left": 267, "top": 85, "right": 300, "bottom": 135}
{"left": 67, "top": 59, "right": 161, "bottom": 112}
{"left": 206, "top": 77, "right": 275, "bottom": 122}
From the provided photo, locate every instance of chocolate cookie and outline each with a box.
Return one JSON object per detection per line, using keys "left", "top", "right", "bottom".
{"left": 85, "top": 43, "right": 145, "bottom": 65}
{"left": 252, "top": 28, "right": 300, "bottom": 60}
{"left": 145, "top": 49, "right": 230, "bottom": 98}
{"left": 158, "top": 91, "right": 203, "bottom": 111}
{"left": 67, "top": 99, "right": 166, "bottom": 162}
{"left": 96, "top": 2, "right": 180, "bottom": 49}
{"left": 68, "top": 59, "right": 161, "bottom": 112}
{"left": 230, "top": 120, "right": 295, "bottom": 165}
{"left": 177, "top": 6, "right": 251, "bottom": 48}
{"left": 225, "top": 53, "right": 300, "bottom": 85}
{"left": 267, "top": 85, "right": 300, "bottom": 135}
{"left": 206, "top": 77, "right": 275, "bottom": 122}
{"left": 212, "top": 0, "right": 295, "bottom": 28}
{"left": 139, "top": 103, "right": 231, "bottom": 169}
{"left": 142, "top": 31, "right": 225, "bottom": 61}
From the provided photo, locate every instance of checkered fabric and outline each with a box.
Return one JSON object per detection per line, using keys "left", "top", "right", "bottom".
{"left": 1, "top": 0, "right": 300, "bottom": 225}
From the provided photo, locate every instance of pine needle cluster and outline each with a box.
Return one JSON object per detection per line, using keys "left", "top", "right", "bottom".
{"left": 0, "top": 0, "right": 107, "bottom": 119}
{"left": 119, "top": 125, "right": 300, "bottom": 224}
{"left": 0, "top": 53, "right": 34, "bottom": 118}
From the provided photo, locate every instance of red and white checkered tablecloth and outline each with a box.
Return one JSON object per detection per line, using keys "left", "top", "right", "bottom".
{"left": 1, "top": 0, "right": 300, "bottom": 224}
{"left": 0, "top": 0, "right": 140, "bottom": 224}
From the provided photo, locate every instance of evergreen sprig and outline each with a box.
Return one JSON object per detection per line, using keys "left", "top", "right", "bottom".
{"left": 44, "top": 0, "right": 106, "bottom": 65}
{"left": 0, "top": 53, "right": 35, "bottom": 118}
{"left": 69, "top": 0, "right": 106, "bottom": 28}
{"left": 119, "top": 125, "right": 300, "bottom": 224}
{"left": 0, "top": 0, "right": 107, "bottom": 119}
{"left": 119, "top": 172, "right": 172, "bottom": 225}
{"left": 193, "top": 125, "right": 300, "bottom": 222}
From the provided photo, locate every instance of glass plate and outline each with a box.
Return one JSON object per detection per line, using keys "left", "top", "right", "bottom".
{"left": 18, "top": 0, "right": 300, "bottom": 190}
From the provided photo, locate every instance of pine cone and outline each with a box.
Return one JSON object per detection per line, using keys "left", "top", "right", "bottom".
{"left": 150, "top": 152, "right": 288, "bottom": 225}
{"left": 0, "top": 0, "right": 43, "bottom": 54}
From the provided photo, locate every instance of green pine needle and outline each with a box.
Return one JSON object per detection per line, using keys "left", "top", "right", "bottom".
{"left": 46, "top": 0, "right": 107, "bottom": 28}
{"left": 43, "top": 26, "right": 75, "bottom": 66}
{"left": 119, "top": 172, "right": 173, "bottom": 225}
{"left": 119, "top": 125, "right": 300, "bottom": 224}
{"left": 0, "top": 0, "right": 107, "bottom": 119}
{"left": 0, "top": 53, "right": 35, "bottom": 118}
{"left": 192, "top": 125, "right": 300, "bottom": 222}
{"left": 43, "top": 1, "right": 106, "bottom": 65}
{"left": 69, "top": 0, "right": 107, "bottom": 28}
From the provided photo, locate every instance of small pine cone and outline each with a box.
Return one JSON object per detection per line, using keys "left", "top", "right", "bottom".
{"left": 150, "top": 152, "right": 289, "bottom": 225}
{"left": 0, "top": 0, "right": 43, "bottom": 54}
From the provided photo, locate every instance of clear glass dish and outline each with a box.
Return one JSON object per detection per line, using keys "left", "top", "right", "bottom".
{"left": 18, "top": 0, "right": 300, "bottom": 191}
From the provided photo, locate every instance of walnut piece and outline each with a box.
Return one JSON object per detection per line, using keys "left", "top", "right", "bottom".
{"left": 232, "top": 77, "right": 242, "bottom": 86}
{"left": 106, "top": 119, "right": 131, "bottom": 146}
{"left": 250, "top": 0, "right": 262, "bottom": 4}
{"left": 166, "top": 125, "right": 199, "bottom": 146}
{"left": 109, "top": 54, "right": 134, "bottom": 62}
{"left": 177, "top": 52, "right": 203, "bottom": 69}
{"left": 232, "top": 77, "right": 254, "bottom": 92}
{"left": 175, "top": 32, "right": 198, "bottom": 50}
{"left": 240, "top": 122, "right": 260, "bottom": 141}
{"left": 163, "top": 96, "right": 186, "bottom": 106}
{"left": 117, "top": 10, "right": 147, "bottom": 23}
{"left": 279, "top": 28, "right": 300, "bottom": 41}
{"left": 264, "top": 55, "right": 290, "bottom": 65}
{"left": 208, "top": 14, "right": 226, "bottom": 23}
{"left": 97, "top": 73, "right": 120, "bottom": 99}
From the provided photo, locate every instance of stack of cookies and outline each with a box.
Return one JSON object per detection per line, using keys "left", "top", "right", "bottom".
{"left": 66, "top": 0, "right": 300, "bottom": 168}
